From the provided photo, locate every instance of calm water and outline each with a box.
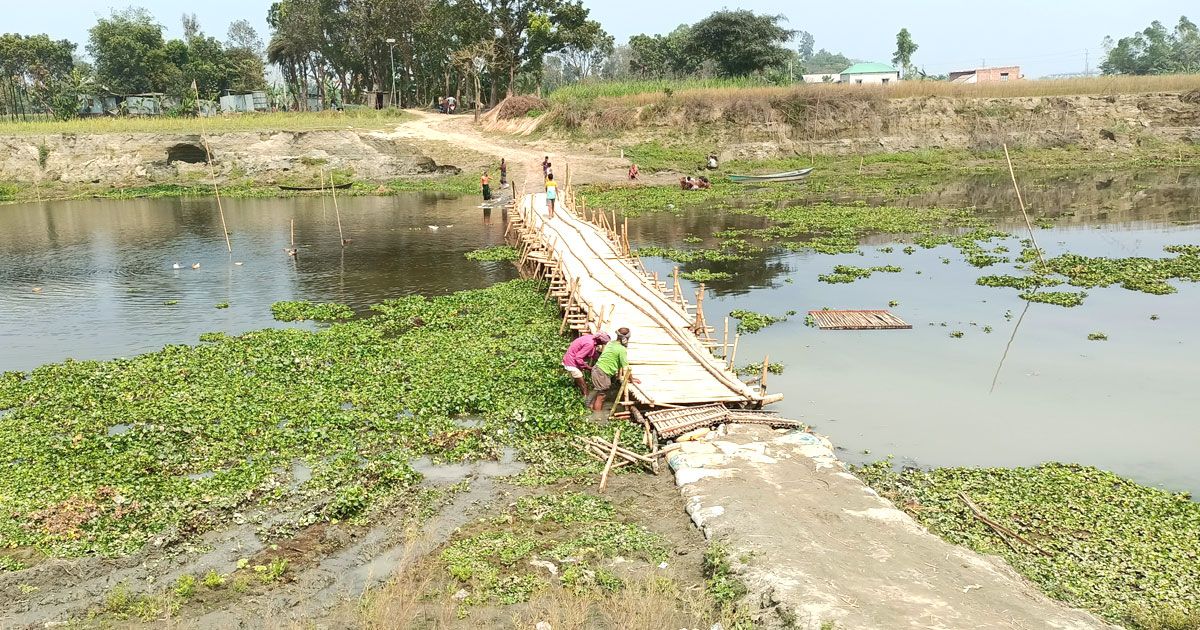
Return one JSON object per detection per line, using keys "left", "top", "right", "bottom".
{"left": 0, "top": 194, "right": 515, "bottom": 371}
{"left": 635, "top": 169, "right": 1200, "bottom": 496}
{"left": 3, "top": 173, "right": 1199, "bottom": 496}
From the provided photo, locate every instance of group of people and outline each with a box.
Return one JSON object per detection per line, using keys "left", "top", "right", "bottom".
{"left": 480, "top": 158, "right": 508, "bottom": 201}
{"left": 680, "top": 175, "right": 712, "bottom": 190}
{"left": 543, "top": 156, "right": 558, "bottom": 219}
{"left": 436, "top": 96, "right": 457, "bottom": 114}
{"left": 562, "top": 327, "right": 640, "bottom": 411}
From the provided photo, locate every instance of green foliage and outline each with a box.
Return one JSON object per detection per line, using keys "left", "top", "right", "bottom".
{"left": 1033, "top": 248, "right": 1200, "bottom": 296}
{"left": 680, "top": 269, "right": 733, "bottom": 282}
{"left": 513, "top": 492, "right": 614, "bottom": 524}
{"left": 729, "top": 309, "right": 787, "bottom": 334}
{"left": 201, "top": 570, "right": 225, "bottom": 588}
{"left": 214, "top": 302, "right": 229, "bottom": 309}
{"left": 949, "top": 331, "right": 964, "bottom": 338}
{"left": 464, "top": 245, "right": 519, "bottom": 262}
{"left": 818, "top": 264, "right": 902, "bottom": 284}
{"left": 892, "top": 28, "right": 919, "bottom": 75}
{"left": 735, "top": 362, "right": 785, "bottom": 376}
{"left": 854, "top": 462, "right": 1200, "bottom": 628}
{"left": 173, "top": 574, "right": 196, "bottom": 598}
{"left": 0, "top": 183, "right": 18, "bottom": 201}
{"left": 1102, "top": 16, "right": 1200, "bottom": 75}
{"left": 1019, "top": 290, "right": 1088, "bottom": 307}
{"left": 684, "top": 10, "right": 796, "bottom": 77}
{"left": 270, "top": 300, "right": 354, "bottom": 322}
{"left": 1088, "top": 332, "right": 1109, "bottom": 341}
{"left": 976, "top": 275, "right": 1062, "bottom": 290}
{"left": 637, "top": 246, "right": 750, "bottom": 263}
{"left": 702, "top": 543, "right": 747, "bottom": 612}
{"left": 0, "top": 280, "right": 585, "bottom": 558}
{"left": 254, "top": 557, "right": 289, "bottom": 583}
{"left": 0, "top": 555, "right": 28, "bottom": 571}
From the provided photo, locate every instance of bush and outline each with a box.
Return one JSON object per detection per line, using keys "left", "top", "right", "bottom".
{"left": 496, "top": 95, "right": 549, "bottom": 120}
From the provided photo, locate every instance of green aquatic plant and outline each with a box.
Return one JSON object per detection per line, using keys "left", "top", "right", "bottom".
{"left": 464, "top": 245, "right": 519, "bottom": 262}
{"left": 817, "top": 265, "right": 902, "bottom": 284}
{"left": 729, "top": 309, "right": 787, "bottom": 334}
{"left": 1019, "top": 291, "right": 1087, "bottom": 307}
{"left": 215, "top": 302, "right": 229, "bottom": 309}
{"left": 1031, "top": 247, "right": 1200, "bottom": 296}
{"left": 854, "top": 461, "right": 1200, "bottom": 628}
{"left": 736, "top": 362, "right": 785, "bottom": 376}
{"left": 949, "top": 331, "right": 964, "bottom": 338}
{"left": 0, "top": 280, "right": 588, "bottom": 558}
{"left": 680, "top": 269, "right": 733, "bottom": 282}
{"left": 976, "top": 275, "right": 1063, "bottom": 290}
{"left": 270, "top": 300, "right": 355, "bottom": 322}
{"left": 1088, "top": 332, "right": 1108, "bottom": 341}
{"left": 636, "top": 245, "right": 750, "bottom": 263}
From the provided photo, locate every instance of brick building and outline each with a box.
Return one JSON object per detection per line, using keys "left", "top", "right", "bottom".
{"left": 949, "top": 66, "right": 1022, "bottom": 83}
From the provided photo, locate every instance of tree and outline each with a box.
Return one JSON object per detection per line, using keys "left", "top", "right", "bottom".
{"left": 1102, "top": 16, "right": 1200, "bottom": 74}
{"left": 797, "top": 30, "right": 815, "bottom": 62}
{"left": 182, "top": 13, "right": 202, "bottom": 42}
{"left": 0, "top": 33, "right": 80, "bottom": 119}
{"left": 87, "top": 8, "right": 172, "bottom": 94}
{"left": 226, "top": 20, "right": 266, "bottom": 91}
{"left": 226, "top": 19, "right": 264, "bottom": 56}
{"left": 892, "top": 28, "right": 918, "bottom": 76}
{"left": 684, "top": 10, "right": 795, "bottom": 77}
{"left": 804, "top": 48, "right": 855, "bottom": 74}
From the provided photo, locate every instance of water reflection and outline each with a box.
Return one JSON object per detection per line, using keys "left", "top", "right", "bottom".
{"left": 0, "top": 194, "right": 516, "bottom": 371}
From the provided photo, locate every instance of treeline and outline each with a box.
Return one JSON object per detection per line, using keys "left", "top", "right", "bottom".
{"left": 1, "top": 8, "right": 265, "bottom": 119}
{"left": 1103, "top": 16, "right": 1200, "bottom": 75}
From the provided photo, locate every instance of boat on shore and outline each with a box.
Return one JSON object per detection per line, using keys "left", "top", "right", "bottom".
{"left": 279, "top": 182, "right": 353, "bottom": 191}
{"left": 728, "top": 167, "right": 813, "bottom": 183}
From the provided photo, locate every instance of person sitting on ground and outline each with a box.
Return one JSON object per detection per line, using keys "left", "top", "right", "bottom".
{"left": 707, "top": 153, "right": 719, "bottom": 169}
{"left": 545, "top": 173, "right": 558, "bottom": 219}
{"left": 481, "top": 170, "right": 491, "bottom": 201}
{"left": 680, "top": 176, "right": 691, "bottom": 191}
{"left": 696, "top": 175, "right": 711, "bottom": 189}
{"left": 562, "top": 331, "right": 610, "bottom": 397}
{"left": 588, "top": 327, "right": 641, "bottom": 412}
{"left": 628, "top": 163, "right": 640, "bottom": 181}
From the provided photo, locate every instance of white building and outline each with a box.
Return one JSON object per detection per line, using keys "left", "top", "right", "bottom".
{"left": 839, "top": 62, "right": 901, "bottom": 85}
{"left": 802, "top": 73, "right": 840, "bottom": 84}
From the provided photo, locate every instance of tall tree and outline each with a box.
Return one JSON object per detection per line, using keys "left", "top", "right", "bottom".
{"left": 892, "top": 27, "right": 918, "bottom": 76}
{"left": 683, "top": 10, "right": 795, "bottom": 77}
{"left": 1102, "top": 16, "right": 1200, "bottom": 75}
{"left": 0, "top": 33, "right": 80, "bottom": 119}
{"left": 87, "top": 8, "right": 172, "bottom": 94}
{"left": 797, "top": 30, "right": 815, "bottom": 62}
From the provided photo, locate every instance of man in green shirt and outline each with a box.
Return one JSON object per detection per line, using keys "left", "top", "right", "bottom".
{"left": 588, "top": 327, "right": 640, "bottom": 411}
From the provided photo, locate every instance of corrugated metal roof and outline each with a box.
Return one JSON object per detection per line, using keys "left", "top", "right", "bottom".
{"left": 841, "top": 62, "right": 898, "bottom": 75}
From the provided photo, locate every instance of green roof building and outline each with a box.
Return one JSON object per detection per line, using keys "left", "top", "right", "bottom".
{"left": 840, "top": 62, "right": 901, "bottom": 85}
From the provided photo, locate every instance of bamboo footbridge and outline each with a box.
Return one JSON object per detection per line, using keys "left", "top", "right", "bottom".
{"left": 503, "top": 168, "right": 780, "bottom": 411}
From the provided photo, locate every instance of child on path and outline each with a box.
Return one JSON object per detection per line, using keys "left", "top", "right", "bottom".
{"left": 545, "top": 173, "right": 558, "bottom": 219}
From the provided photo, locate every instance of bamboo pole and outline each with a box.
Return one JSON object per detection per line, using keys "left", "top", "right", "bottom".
{"left": 723, "top": 318, "right": 730, "bottom": 359}
{"left": 290, "top": 218, "right": 295, "bottom": 248}
{"left": 1002, "top": 143, "right": 1045, "bottom": 268}
{"left": 760, "top": 354, "right": 770, "bottom": 394}
{"left": 727, "top": 333, "right": 741, "bottom": 371}
{"left": 195, "top": 92, "right": 232, "bottom": 253}
{"left": 599, "top": 428, "right": 621, "bottom": 492}
{"left": 610, "top": 371, "right": 631, "bottom": 417}
{"left": 330, "top": 170, "right": 346, "bottom": 246}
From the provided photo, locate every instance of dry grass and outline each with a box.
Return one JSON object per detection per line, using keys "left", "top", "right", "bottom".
{"left": 512, "top": 576, "right": 715, "bottom": 630}
{"left": 581, "top": 74, "right": 1200, "bottom": 110}
{"left": 0, "top": 108, "right": 413, "bottom": 135}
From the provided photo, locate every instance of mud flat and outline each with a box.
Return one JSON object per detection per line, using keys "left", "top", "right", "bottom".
{"left": 667, "top": 424, "right": 1113, "bottom": 629}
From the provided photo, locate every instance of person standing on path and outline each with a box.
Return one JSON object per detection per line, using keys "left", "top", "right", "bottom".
{"left": 481, "top": 170, "right": 491, "bottom": 201}
{"left": 542, "top": 156, "right": 551, "bottom": 178}
{"left": 499, "top": 158, "right": 507, "bottom": 187}
{"left": 562, "top": 331, "right": 610, "bottom": 398}
{"left": 588, "top": 327, "right": 640, "bottom": 412}
{"left": 545, "top": 173, "right": 558, "bottom": 219}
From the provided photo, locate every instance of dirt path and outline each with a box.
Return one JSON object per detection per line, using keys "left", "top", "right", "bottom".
{"left": 384, "top": 110, "right": 677, "bottom": 188}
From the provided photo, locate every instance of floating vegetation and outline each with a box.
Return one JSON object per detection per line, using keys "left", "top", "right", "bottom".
{"left": 1031, "top": 247, "right": 1200, "bottom": 296}
{"left": 270, "top": 300, "right": 355, "bottom": 322}
{"left": 163, "top": 300, "right": 178, "bottom": 306}
{"left": 636, "top": 246, "right": 749, "bottom": 263}
{"left": 214, "top": 302, "right": 229, "bottom": 309}
{"left": 682, "top": 235, "right": 703, "bottom": 244}
{"left": 736, "top": 362, "right": 785, "bottom": 377}
{"left": 1088, "top": 332, "right": 1109, "bottom": 341}
{"left": 888, "top": 300, "right": 900, "bottom": 307}
{"left": 855, "top": 461, "right": 1200, "bottom": 628}
{"left": 1019, "top": 291, "right": 1088, "bottom": 307}
{"left": 0, "top": 280, "right": 589, "bottom": 557}
{"left": 680, "top": 269, "right": 733, "bottom": 282}
{"left": 464, "top": 245, "right": 519, "bottom": 262}
{"left": 729, "top": 309, "right": 787, "bottom": 334}
{"left": 976, "top": 275, "right": 1063, "bottom": 290}
{"left": 818, "top": 264, "right": 902, "bottom": 284}
{"left": 949, "top": 331, "right": 964, "bottom": 338}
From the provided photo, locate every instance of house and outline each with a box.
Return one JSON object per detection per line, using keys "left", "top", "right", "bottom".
{"left": 802, "top": 73, "right": 840, "bottom": 84}
{"left": 123, "top": 94, "right": 179, "bottom": 116}
{"left": 362, "top": 91, "right": 395, "bottom": 110}
{"left": 219, "top": 90, "right": 269, "bottom": 113}
{"left": 949, "top": 66, "right": 1021, "bottom": 84}
{"left": 840, "top": 63, "right": 901, "bottom": 85}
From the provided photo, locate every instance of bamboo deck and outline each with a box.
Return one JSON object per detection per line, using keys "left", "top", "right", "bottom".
{"left": 808, "top": 310, "right": 912, "bottom": 330}
{"left": 507, "top": 190, "right": 769, "bottom": 408}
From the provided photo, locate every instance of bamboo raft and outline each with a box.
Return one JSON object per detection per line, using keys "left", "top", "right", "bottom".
{"left": 645, "top": 404, "right": 803, "bottom": 438}
{"left": 808, "top": 309, "right": 912, "bottom": 330}
{"left": 506, "top": 178, "right": 774, "bottom": 409}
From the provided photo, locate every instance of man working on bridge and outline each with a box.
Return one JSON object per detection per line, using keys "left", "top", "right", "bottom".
{"left": 562, "top": 331, "right": 610, "bottom": 398}
{"left": 587, "top": 327, "right": 640, "bottom": 412}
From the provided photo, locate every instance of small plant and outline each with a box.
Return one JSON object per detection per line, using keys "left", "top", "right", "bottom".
{"left": 888, "top": 300, "right": 899, "bottom": 307}
{"left": 0, "top": 556, "right": 28, "bottom": 571}
{"left": 230, "top": 575, "right": 251, "bottom": 593}
{"left": 729, "top": 309, "right": 787, "bottom": 334}
{"left": 702, "top": 543, "right": 747, "bottom": 614}
{"left": 950, "top": 331, "right": 964, "bottom": 338}
{"left": 1088, "top": 332, "right": 1108, "bottom": 341}
{"left": 680, "top": 268, "right": 733, "bottom": 282}
{"left": 163, "top": 300, "right": 178, "bottom": 306}
{"left": 254, "top": 557, "right": 289, "bottom": 583}
{"left": 37, "top": 144, "right": 50, "bottom": 169}
{"left": 173, "top": 574, "right": 196, "bottom": 598}
{"left": 215, "top": 302, "right": 230, "bottom": 309}
{"left": 202, "top": 570, "right": 226, "bottom": 588}
{"left": 464, "top": 245, "right": 519, "bottom": 262}
{"left": 983, "top": 326, "right": 993, "bottom": 333}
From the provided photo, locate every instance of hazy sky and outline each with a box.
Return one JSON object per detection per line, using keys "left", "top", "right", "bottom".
{"left": 7, "top": 0, "right": 1196, "bottom": 77}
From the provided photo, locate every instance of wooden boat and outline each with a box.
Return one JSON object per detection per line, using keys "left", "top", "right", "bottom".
{"left": 279, "top": 182, "right": 353, "bottom": 191}
{"left": 728, "top": 167, "right": 813, "bottom": 183}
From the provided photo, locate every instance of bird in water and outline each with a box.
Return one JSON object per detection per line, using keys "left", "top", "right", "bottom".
{"left": 172, "top": 263, "right": 183, "bottom": 269}
{"left": 284, "top": 248, "right": 297, "bottom": 257}
{"left": 427, "top": 225, "right": 439, "bottom": 231}
{"left": 191, "top": 263, "right": 201, "bottom": 269}
{"left": 341, "top": 238, "right": 352, "bottom": 246}
{"left": 234, "top": 262, "right": 244, "bottom": 266}
{"left": 32, "top": 287, "right": 42, "bottom": 293}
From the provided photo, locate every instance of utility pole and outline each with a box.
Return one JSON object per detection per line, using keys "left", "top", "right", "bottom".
{"left": 386, "top": 38, "right": 397, "bottom": 108}
{"left": 1084, "top": 49, "right": 1090, "bottom": 76}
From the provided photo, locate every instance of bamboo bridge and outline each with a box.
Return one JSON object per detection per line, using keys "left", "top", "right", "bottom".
{"left": 504, "top": 173, "right": 778, "bottom": 410}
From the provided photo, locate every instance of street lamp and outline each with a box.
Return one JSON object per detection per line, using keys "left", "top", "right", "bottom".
{"left": 385, "top": 38, "right": 397, "bottom": 108}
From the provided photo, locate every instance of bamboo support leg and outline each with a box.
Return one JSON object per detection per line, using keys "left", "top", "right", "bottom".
{"left": 599, "top": 428, "right": 621, "bottom": 492}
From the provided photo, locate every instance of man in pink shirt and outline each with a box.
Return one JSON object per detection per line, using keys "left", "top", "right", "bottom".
{"left": 562, "top": 331, "right": 611, "bottom": 397}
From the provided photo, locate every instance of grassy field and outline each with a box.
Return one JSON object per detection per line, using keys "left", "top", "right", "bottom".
{"left": 550, "top": 74, "right": 1200, "bottom": 108}
{"left": 0, "top": 108, "right": 413, "bottom": 135}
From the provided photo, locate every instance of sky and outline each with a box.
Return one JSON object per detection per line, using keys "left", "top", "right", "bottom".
{"left": 6, "top": 0, "right": 1197, "bottom": 78}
